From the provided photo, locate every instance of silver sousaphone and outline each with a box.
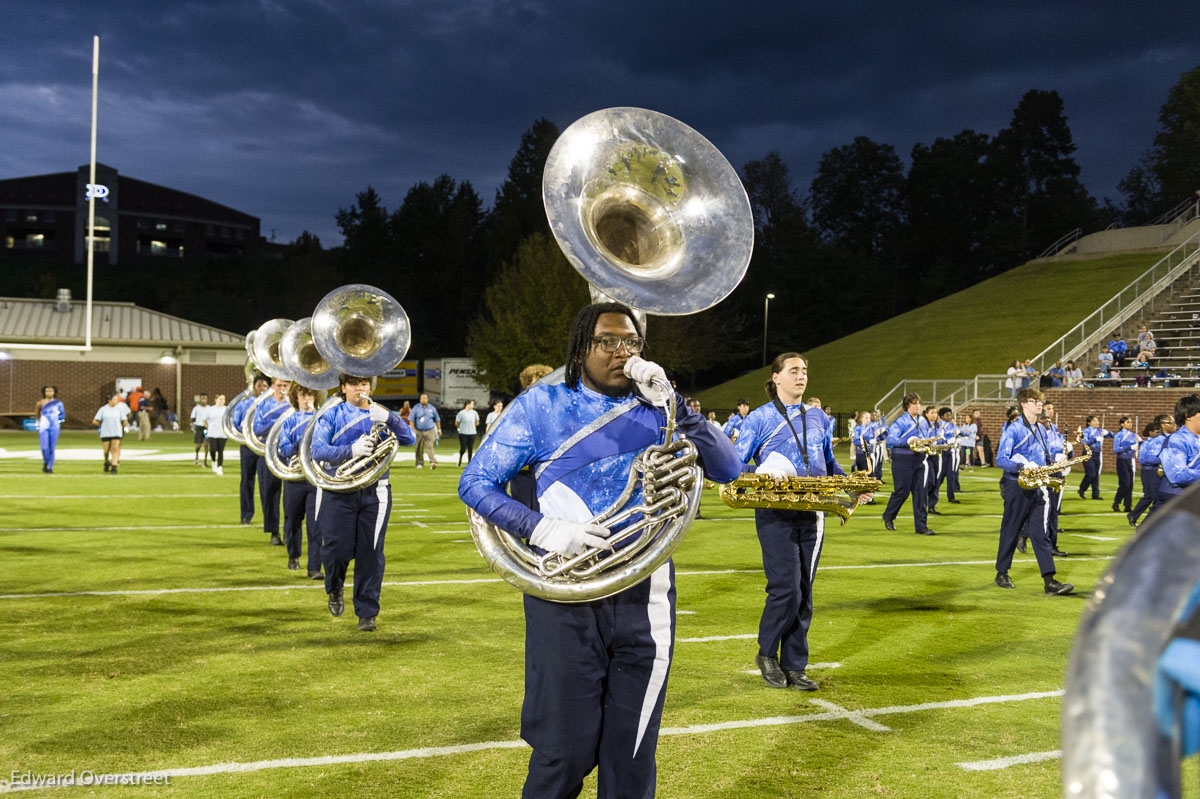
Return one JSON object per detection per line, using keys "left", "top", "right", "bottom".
{"left": 298, "top": 284, "right": 410, "bottom": 493}
{"left": 241, "top": 317, "right": 294, "bottom": 456}
{"left": 467, "top": 107, "right": 754, "bottom": 603}
{"left": 222, "top": 328, "right": 269, "bottom": 444}
{"left": 263, "top": 317, "right": 340, "bottom": 482}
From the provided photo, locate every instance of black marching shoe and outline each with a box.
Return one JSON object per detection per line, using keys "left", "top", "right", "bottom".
{"left": 1111, "top": 504, "right": 1120, "bottom": 513}
{"left": 1016, "top": 536, "right": 1028, "bottom": 554}
{"left": 1050, "top": 547, "right": 1068, "bottom": 557}
{"left": 110, "top": 465, "right": 118, "bottom": 474}
{"left": 357, "top": 616, "right": 376, "bottom": 632}
{"left": 104, "top": 462, "right": 111, "bottom": 472}
{"left": 948, "top": 498, "right": 961, "bottom": 504}
{"left": 1044, "top": 578, "right": 1075, "bottom": 596}
{"left": 269, "top": 533, "right": 283, "bottom": 546}
{"left": 307, "top": 570, "right": 323, "bottom": 580}
{"left": 883, "top": 519, "right": 897, "bottom": 531}
{"left": 1126, "top": 513, "right": 1137, "bottom": 527}
{"left": 1076, "top": 489, "right": 1086, "bottom": 499}
{"left": 928, "top": 508, "right": 942, "bottom": 515}
{"left": 755, "top": 654, "right": 788, "bottom": 689}
{"left": 995, "top": 572, "right": 1015, "bottom": 589}
{"left": 915, "top": 527, "right": 937, "bottom": 535}
{"left": 328, "top": 590, "right": 345, "bottom": 617}
{"left": 287, "top": 557, "right": 299, "bottom": 570}
{"left": 785, "top": 670, "right": 819, "bottom": 691}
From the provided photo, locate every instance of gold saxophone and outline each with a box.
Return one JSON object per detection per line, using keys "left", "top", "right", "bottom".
{"left": 719, "top": 471, "right": 883, "bottom": 524}
{"left": 1018, "top": 433, "right": 1093, "bottom": 491}
{"left": 909, "top": 436, "right": 953, "bottom": 454}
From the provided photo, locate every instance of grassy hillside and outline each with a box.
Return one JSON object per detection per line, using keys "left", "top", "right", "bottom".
{"left": 698, "top": 252, "right": 1162, "bottom": 413}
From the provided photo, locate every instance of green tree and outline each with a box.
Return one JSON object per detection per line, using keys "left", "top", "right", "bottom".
{"left": 467, "top": 233, "right": 589, "bottom": 396}
{"left": 334, "top": 186, "right": 394, "bottom": 274}
{"left": 1151, "top": 64, "right": 1200, "bottom": 210}
{"left": 487, "top": 118, "right": 560, "bottom": 272}
{"left": 809, "top": 136, "right": 905, "bottom": 258}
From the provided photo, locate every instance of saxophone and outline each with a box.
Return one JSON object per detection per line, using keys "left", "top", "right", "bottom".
{"left": 1017, "top": 432, "right": 1093, "bottom": 491}
{"left": 719, "top": 471, "right": 883, "bottom": 524}
{"left": 909, "top": 436, "right": 952, "bottom": 454}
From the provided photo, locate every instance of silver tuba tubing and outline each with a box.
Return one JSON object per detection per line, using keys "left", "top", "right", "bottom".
{"left": 299, "top": 396, "right": 400, "bottom": 493}
{"left": 263, "top": 407, "right": 303, "bottom": 481}
{"left": 222, "top": 387, "right": 252, "bottom": 444}
{"left": 468, "top": 380, "right": 703, "bottom": 603}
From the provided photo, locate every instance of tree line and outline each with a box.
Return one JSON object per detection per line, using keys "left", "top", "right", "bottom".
{"left": 7, "top": 67, "right": 1198, "bottom": 398}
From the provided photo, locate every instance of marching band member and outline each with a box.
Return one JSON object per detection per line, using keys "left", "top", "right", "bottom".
{"left": 881, "top": 393, "right": 936, "bottom": 535}
{"left": 1157, "top": 394, "right": 1200, "bottom": 509}
{"left": 310, "top": 374, "right": 415, "bottom": 631}
{"left": 35, "top": 386, "right": 64, "bottom": 474}
{"left": 940, "top": 408, "right": 962, "bottom": 503}
{"left": 733, "top": 352, "right": 871, "bottom": 693}
{"left": 870, "top": 409, "right": 887, "bottom": 481}
{"left": 251, "top": 376, "right": 293, "bottom": 546}
{"left": 1018, "top": 410, "right": 1068, "bottom": 557}
{"left": 723, "top": 398, "right": 751, "bottom": 440}
{"left": 923, "top": 405, "right": 945, "bottom": 516}
{"left": 92, "top": 392, "right": 130, "bottom": 474}
{"left": 458, "top": 303, "right": 740, "bottom": 799}
{"left": 853, "top": 410, "right": 873, "bottom": 472}
{"left": 277, "top": 384, "right": 322, "bottom": 577}
{"left": 1111, "top": 416, "right": 1138, "bottom": 515}
{"left": 230, "top": 374, "right": 269, "bottom": 524}
{"left": 994, "top": 388, "right": 1074, "bottom": 596}
{"left": 1077, "top": 416, "right": 1112, "bottom": 500}
{"left": 1128, "top": 414, "right": 1173, "bottom": 526}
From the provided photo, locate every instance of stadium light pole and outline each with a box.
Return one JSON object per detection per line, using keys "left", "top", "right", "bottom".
{"left": 762, "top": 293, "right": 775, "bottom": 366}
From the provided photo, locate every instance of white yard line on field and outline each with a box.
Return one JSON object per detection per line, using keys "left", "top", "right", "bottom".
{"left": 808, "top": 698, "right": 892, "bottom": 731}
{"left": 0, "top": 690, "right": 1064, "bottom": 792}
{"left": 0, "top": 557, "right": 1114, "bottom": 600}
{"left": 955, "top": 749, "right": 1062, "bottom": 771}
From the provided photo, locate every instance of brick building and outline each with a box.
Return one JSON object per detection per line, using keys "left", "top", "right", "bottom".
{"left": 0, "top": 295, "right": 246, "bottom": 428}
{"left": 0, "top": 163, "right": 259, "bottom": 265}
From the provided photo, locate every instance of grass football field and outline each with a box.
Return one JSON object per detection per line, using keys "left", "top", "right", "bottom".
{"left": 0, "top": 431, "right": 1194, "bottom": 798}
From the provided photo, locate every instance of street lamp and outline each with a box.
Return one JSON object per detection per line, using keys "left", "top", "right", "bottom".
{"left": 762, "top": 293, "right": 775, "bottom": 366}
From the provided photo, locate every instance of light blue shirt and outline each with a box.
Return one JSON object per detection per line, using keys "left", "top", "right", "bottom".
{"left": 94, "top": 402, "right": 130, "bottom": 438}
{"left": 1160, "top": 428, "right": 1200, "bottom": 492}
{"left": 733, "top": 402, "right": 844, "bottom": 477}
{"left": 996, "top": 417, "right": 1052, "bottom": 475}
{"left": 411, "top": 403, "right": 440, "bottom": 431}
{"left": 455, "top": 408, "right": 480, "bottom": 435}
{"left": 1139, "top": 433, "right": 1168, "bottom": 467}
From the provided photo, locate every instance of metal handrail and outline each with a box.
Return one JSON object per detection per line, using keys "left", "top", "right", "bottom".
{"left": 1147, "top": 196, "right": 1200, "bottom": 228}
{"left": 1037, "top": 227, "right": 1083, "bottom": 259}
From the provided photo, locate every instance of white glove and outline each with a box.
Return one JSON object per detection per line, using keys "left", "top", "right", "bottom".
{"left": 529, "top": 517, "right": 612, "bottom": 557}
{"left": 368, "top": 402, "right": 390, "bottom": 423}
{"left": 623, "top": 355, "right": 671, "bottom": 407}
{"left": 351, "top": 436, "right": 376, "bottom": 458}
{"left": 754, "top": 451, "right": 798, "bottom": 480}
{"left": 1054, "top": 452, "right": 1067, "bottom": 463}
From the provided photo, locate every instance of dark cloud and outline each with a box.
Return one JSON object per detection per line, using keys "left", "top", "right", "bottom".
{"left": 3, "top": 1, "right": 1196, "bottom": 244}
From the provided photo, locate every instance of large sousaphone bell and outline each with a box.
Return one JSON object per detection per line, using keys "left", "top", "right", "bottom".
{"left": 241, "top": 318, "right": 294, "bottom": 456}
{"left": 467, "top": 107, "right": 754, "bottom": 603}
{"left": 263, "top": 318, "right": 340, "bottom": 482}
{"left": 298, "top": 284, "right": 410, "bottom": 493}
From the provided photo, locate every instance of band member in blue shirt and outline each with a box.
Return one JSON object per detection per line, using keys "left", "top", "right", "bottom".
{"left": 36, "top": 386, "right": 64, "bottom": 474}
{"left": 251, "top": 376, "right": 292, "bottom": 546}
{"left": 1111, "top": 416, "right": 1138, "bottom": 514}
{"left": 310, "top": 374, "right": 415, "bottom": 631}
{"left": 939, "top": 408, "right": 962, "bottom": 502}
{"left": 882, "top": 393, "right": 936, "bottom": 535}
{"left": 230, "top": 374, "right": 269, "bottom": 524}
{"left": 276, "top": 384, "right": 321, "bottom": 577}
{"left": 734, "top": 352, "right": 872, "bottom": 694}
{"left": 1128, "top": 414, "right": 1174, "bottom": 526}
{"left": 1158, "top": 394, "right": 1200, "bottom": 507}
{"left": 723, "top": 398, "right": 751, "bottom": 440}
{"left": 852, "top": 411, "right": 873, "bottom": 472}
{"left": 994, "top": 388, "right": 1074, "bottom": 596}
{"left": 1077, "top": 416, "right": 1112, "bottom": 500}
{"left": 459, "top": 303, "right": 740, "bottom": 799}
{"left": 870, "top": 409, "right": 887, "bottom": 481}
{"left": 1018, "top": 409, "right": 1069, "bottom": 557}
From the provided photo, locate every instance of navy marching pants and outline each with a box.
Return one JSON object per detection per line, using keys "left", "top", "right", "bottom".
{"left": 1078, "top": 449, "right": 1102, "bottom": 498}
{"left": 1114, "top": 457, "right": 1135, "bottom": 511}
{"left": 870, "top": 443, "right": 885, "bottom": 481}
{"left": 854, "top": 451, "right": 869, "bottom": 472}
{"left": 755, "top": 507, "right": 824, "bottom": 671}
{"left": 882, "top": 449, "right": 929, "bottom": 530}
{"left": 928, "top": 451, "right": 946, "bottom": 509}
{"left": 239, "top": 445, "right": 260, "bottom": 522}
{"left": 997, "top": 476, "right": 1057, "bottom": 577}
{"left": 320, "top": 480, "right": 391, "bottom": 619}
{"left": 1130, "top": 466, "right": 1162, "bottom": 523}
{"left": 946, "top": 448, "right": 961, "bottom": 496}
{"left": 520, "top": 562, "right": 675, "bottom": 799}
{"left": 256, "top": 458, "right": 282, "bottom": 534}
{"left": 283, "top": 480, "right": 321, "bottom": 571}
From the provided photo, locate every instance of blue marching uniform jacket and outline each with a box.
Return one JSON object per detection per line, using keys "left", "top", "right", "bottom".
{"left": 309, "top": 401, "right": 415, "bottom": 477}
{"left": 1112, "top": 429, "right": 1138, "bottom": 460}
{"left": 996, "top": 419, "right": 1051, "bottom": 473}
{"left": 251, "top": 396, "right": 292, "bottom": 440}
{"left": 459, "top": 382, "right": 742, "bottom": 542}
{"left": 1160, "top": 428, "right": 1200, "bottom": 496}
{"left": 1139, "top": 434, "right": 1167, "bottom": 467}
{"left": 278, "top": 409, "right": 313, "bottom": 460}
{"left": 733, "top": 403, "right": 845, "bottom": 477}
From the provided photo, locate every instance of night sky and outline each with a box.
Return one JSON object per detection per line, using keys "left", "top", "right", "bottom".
{"left": 4, "top": 2, "right": 1197, "bottom": 245}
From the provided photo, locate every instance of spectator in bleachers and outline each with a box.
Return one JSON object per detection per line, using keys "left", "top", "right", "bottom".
{"left": 1046, "top": 360, "right": 1065, "bottom": 387}
{"left": 1098, "top": 346, "right": 1114, "bottom": 373}
{"left": 1022, "top": 359, "right": 1039, "bottom": 389}
{"left": 1131, "top": 351, "right": 1152, "bottom": 369}
{"left": 1136, "top": 324, "right": 1152, "bottom": 351}
{"left": 1064, "top": 360, "right": 1083, "bottom": 388}
{"left": 1108, "top": 331, "right": 1128, "bottom": 367}
{"left": 1138, "top": 332, "right": 1158, "bottom": 360}
{"left": 1005, "top": 360, "right": 1022, "bottom": 399}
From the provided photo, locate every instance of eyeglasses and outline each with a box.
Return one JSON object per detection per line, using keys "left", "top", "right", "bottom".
{"left": 591, "top": 334, "right": 645, "bottom": 354}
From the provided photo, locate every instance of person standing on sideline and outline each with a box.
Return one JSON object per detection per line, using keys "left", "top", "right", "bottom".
{"left": 310, "top": 374, "right": 415, "bottom": 631}
{"left": 484, "top": 400, "right": 504, "bottom": 436}
{"left": 1156, "top": 394, "right": 1200, "bottom": 509}
{"left": 36, "top": 386, "right": 64, "bottom": 474}
{"left": 1077, "top": 416, "right": 1112, "bottom": 500}
{"left": 1111, "top": 416, "right": 1138, "bottom": 514}
{"left": 230, "top": 375, "right": 269, "bottom": 524}
{"left": 136, "top": 389, "right": 153, "bottom": 441}
{"left": 959, "top": 412, "right": 978, "bottom": 471}
{"left": 455, "top": 399, "right": 480, "bottom": 466}
{"left": 191, "top": 393, "right": 211, "bottom": 467}
{"left": 459, "top": 303, "right": 741, "bottom": 798}
{"left": 410, "top": 393, "right": 441, "bottom": 469}
{"left": 251, "top": 376, "right": 293, "bottom": 546}
{"left": 204, "top": 394, "right": 228, "bottom": 476}
{"left": 993, "top": 388, "right": 1074, "bottom": 595}
{"left": 882, "top": 393, "right": 936, "bottom": 535}
{"left": 733, "top": 352, "right": 871, "bottom": 693}
{"left": 1129, "top": 414, "right": 1173, "bottom": 526}
{"left": 92, "top": 393, "right": 130, "bottom": 474}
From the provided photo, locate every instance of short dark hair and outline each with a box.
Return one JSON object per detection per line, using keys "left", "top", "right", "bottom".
{"left": 902, "top": 392, "right": 921, "bottom": 411}
{"left": 736, "top": 398, "right": 749, "bottom": 407}
{"left": 938, "top": 406, "right": 952, "bottom": 417}
{"left": 1174, "top": 394, "right": 1200, "bottom": 427}
{"left": 253, "top": 374, "right": 269, "bottom": 385}
{"left": 565, "top": 303, "right": 644, "bottom": 391}
{"left": 41, "top": 385, "right": 58, "bottom": 397}
{"left": 764, "top": 352, "right": 805, "bottom": 400}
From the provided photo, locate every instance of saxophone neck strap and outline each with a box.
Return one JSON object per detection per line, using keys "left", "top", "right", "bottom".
{"left": 772, "top": 397, "right": 810, "bottom": 471}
